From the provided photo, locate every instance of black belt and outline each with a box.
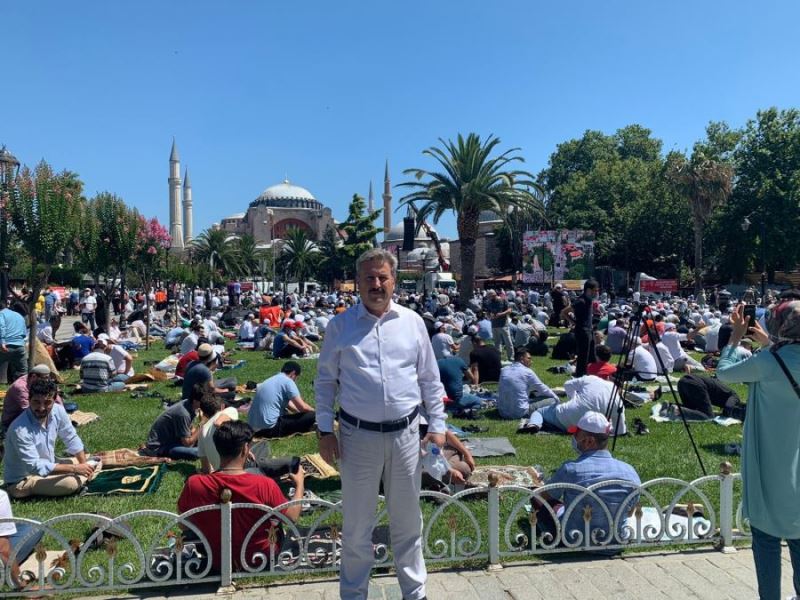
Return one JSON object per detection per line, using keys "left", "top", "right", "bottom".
{"left": 339, "top": 406, "right": 419, "bottom": 433}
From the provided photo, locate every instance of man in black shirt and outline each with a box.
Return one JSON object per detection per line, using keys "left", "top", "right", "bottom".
{"left": 468, "top": 334, "right": 502, "bottom": 383}
{"left": 550, "top": 284, "right": 568, "bottom": 327}
{"left": 565, "top": 279, "right": 598, "bottom": 377}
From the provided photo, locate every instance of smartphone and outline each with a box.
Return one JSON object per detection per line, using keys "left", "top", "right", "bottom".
{"left": 743, "top": 304, "right": 757, "bottom": 329}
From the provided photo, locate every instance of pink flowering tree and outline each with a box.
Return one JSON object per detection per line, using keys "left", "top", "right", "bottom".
{"left": 7, "top": 161, "right": 83, "bottom": 368}
{"left": 75, "top": 193, "right": 141, "bottom": 327}
{"left": 133, "top": 216, "right": 171, "bottom": 347}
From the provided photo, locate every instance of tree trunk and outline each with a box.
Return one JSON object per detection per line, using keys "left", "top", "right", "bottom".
{"left": 693, "top": 219, "right": 704, "bottom": 295}
{"left": 458, "top": 238, "right": 477, "bottom": 306}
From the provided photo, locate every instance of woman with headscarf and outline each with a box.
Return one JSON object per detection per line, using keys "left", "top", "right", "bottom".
{"left": 717, "top": 295, "right": 800, "bottom": 600}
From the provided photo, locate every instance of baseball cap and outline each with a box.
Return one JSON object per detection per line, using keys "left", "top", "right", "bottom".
{"left": 282, "top": 319, "right": 295, "bottom": 329}
{"left": 467, "top": 325, "right": 479, "bottom": 336}
{"left": 30, "top": 364, "right": 51, "bottom": 375}
{"left": 567, "top": 411, "right": 612, "bottom": 435}
{"left": 434, "top": 321, "right": 443, "bottom": 329}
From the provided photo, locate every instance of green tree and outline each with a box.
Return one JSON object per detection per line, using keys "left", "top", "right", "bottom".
{"left": 190, "top": 228, "right": 239, "bottom": 285}
{"left": 339, "top": 194, "right": 382, "bottom": 278}
{"left": 280, "top": 227, "right": 319, "bottom": 293}
{"left": 400, "top": 133, "right": 544, "bottom": 302}
{"left": 315, "top": 225, "right": 345, "bottom": 287}
{"left": 666, "top": 149, "right": 733, "bottom": 293}
{"left": 233, "top": 233, "right": 268, "bottom": 280}
{"left": 8, "top": 161, "right": 83, "bottom": 367}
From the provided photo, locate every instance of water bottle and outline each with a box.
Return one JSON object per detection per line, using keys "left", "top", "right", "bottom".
{"left": 421, "top": 443, "right": 450, "bottom": 482}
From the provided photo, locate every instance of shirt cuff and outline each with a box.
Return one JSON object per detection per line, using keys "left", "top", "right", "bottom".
{"left": 425, "top": 416, "right": 447, "bottom": 434}
{"left": 39, "top": 461, "right": 57, "bottom": 477}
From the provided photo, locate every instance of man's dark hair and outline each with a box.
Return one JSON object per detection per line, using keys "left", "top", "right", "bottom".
{"left": 588, "top": 432, "right": 609, "bottom": 448}
{"left": 281, "top": 361, "right": 302, "bottom": 376}
{"left": 29, "top": 377, "right": 57, "bottom": 399}
{"left": 584, "top": 279, "right": 599, "bottom": 292}
{"left": 514, "top": 347, "right": 530, "bottom": 362}
{"left": 213, "top": 421, "right": 254, "bottom": 460}
{"left": 596, "top": 344, "right": 612, "bottom": 362}
{"left": 189, "top": 382, "right": 212, "bottom": 404}
{"left": 10, "top": 302, "right": 28, "bottom": 318}
{"left": 198, "top": 389, "right": 222, "bottom": 418}
{"left": 73, "top": 321, "right": 84, "bottom": 333}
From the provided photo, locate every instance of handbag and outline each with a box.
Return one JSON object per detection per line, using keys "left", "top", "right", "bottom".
{"left": 771, "top": 347, "right": 800, "bottom": 400}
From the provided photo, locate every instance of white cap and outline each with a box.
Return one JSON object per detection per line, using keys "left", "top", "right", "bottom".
{"left": 568, "top": 411, "right": 612, "bottom": 435}
{"left": 434, "top": 321, "right": 444, "bottom": 329}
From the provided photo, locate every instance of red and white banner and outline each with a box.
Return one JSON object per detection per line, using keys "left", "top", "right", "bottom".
{"left": 640, "top": 279, "right": 678, "bottom": 293}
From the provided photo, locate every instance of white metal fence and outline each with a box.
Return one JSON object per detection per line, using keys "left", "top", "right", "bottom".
{"left": 0, "top": 463, "right": 748, "bottom": 597}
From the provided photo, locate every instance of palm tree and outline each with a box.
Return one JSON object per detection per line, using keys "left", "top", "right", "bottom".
{"left": 233, "top": 233, "right": 266, "bottom": 279}
{"left": 399, "top": 133, "right": 545, "bottom": 303}
{"left": 666, "top": 151, "right": 733, "bottom": 293}
{"left": 190, "top": 228, "right": 239, "bottom": 285}
{"left": 281, "top": 227, "right": 319, "bottom": 293}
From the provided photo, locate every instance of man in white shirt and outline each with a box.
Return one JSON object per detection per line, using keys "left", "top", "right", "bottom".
{"left": 431, "top": 321, "right": 455, "bottom": 360}
{"left": 647, "top": 340, "right": 675, "bottom": 375}
{"left": 526, "top": 375, "right": 627, "bottom": 435}
{"left": 80, "top": 288, "right": 97, "bottom": 331}
{"left": 629, "top": 340, "right": 658, "bottom": 381}
{"left": 109, "top": 341, "right": 134, "bottom": 379}
{"left": 315, "top": 248, "right": 446, "bottom": 600}
{"left": 661, "top": 323, "right": 705, "bottom": 372}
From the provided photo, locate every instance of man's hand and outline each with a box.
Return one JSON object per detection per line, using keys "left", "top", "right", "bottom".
{"left": 319, "top": 434, "right": 339, "bottom": 465}
{"left": 288, "top": 465, "right": 305, "bottom": 490}
{"left": 423, "top": 432, "right": 446, "bottom": 449}
{"left": 464, "top": 453, "right": 476, "bottom": 472}
{"left": 73, "top": 463, "right": 96, "bottom": 478}
{"left": 448, "top": 469, "right": 465, "bottom": 484}
{"left": 748, "top": 319, "right": 770, "bottom": 346}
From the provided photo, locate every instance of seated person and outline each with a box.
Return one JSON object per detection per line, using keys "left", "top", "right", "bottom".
{"left": 177, "top": 421, "right": 304, "bottom": 571}
{"left": 197, "top": 390, "right": 239, "bottom": 473}
{"left": 3, "top": 378, "right": 97, "bottom": 498}
{"left": 71, "top": 323, "right": 95, "bottom": 363}
{"left": 534, "top": 412, "right": 641, "bottom": 549}
{"left": 143, "top": 383, "right": 203, "bottom": 460}
{"left": 271, "top": 320, "right": 306, "bottom": 359}
{"left": 497, "top": 348, "right": 558, "bottom": 419}
{"left": 524, "top": 375, "right": 627, "bottom": 435}
{"left": 419, "top": 414, "right": 475, "bottom": 487}
{"left": 165, "top": 324, "right": 188, "bottom": 350}
{"left": 238, "top": 313, "right": 256, "bottom": 343}
{"left": 0, "top": 489, "right": 45, "bottom": 589}
{"left": 674, "top": 374, "right": 744, "bottom": 421}
{"left": 606, "top": 318, "right": 628, "bottom": 354}
{"left": 586, "top": 345, "right": 617, "bottom": 381}
{"left": 179, "top": 321, "right": 204, "bottom": 355}
{"left": 1, "top": 365, "right": 62, "bottom": 430}
{"left": 182, "top": 344, "right": 237, "bottom": 401}
{"left": 174, "top": 336, "right": 208, "bottom": 379}
{"left": 468, "top": 334, "right": 502, "bottom": 383}
{"left": 661, "top": 323, "right": 705, "bottom": 372}
{"left": 248, "top": 362, "right": 316, "bottom": 437}
{"left": 289, "top": 321, "right": 318, "bottom": 354}
{"left": 109, "top": 340, "right": 135, "bottom": 381}
{"left": 551, "top": 331, "right": 577, "bottom": 360}
{"left": 627, "top": 339, "right": 657, "bottom": 381}
{"left": 431, "top": 321, "right": 456, "bottom": 360}
{"left": 524, "top": 329, "right": 549, "bottom": 357}
{"left": 647, "top": 339, "right": 675, "bottom": 375}
{"left": 437, "top": 348, "right": 482, "bottom": 412}
{"left": 79, "top": 340, "right": 128, "bottom": 392}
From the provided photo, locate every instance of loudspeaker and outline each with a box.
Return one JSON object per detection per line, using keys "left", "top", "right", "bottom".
{"left": 402, "top": 216, "right": 415, "bottom": 251}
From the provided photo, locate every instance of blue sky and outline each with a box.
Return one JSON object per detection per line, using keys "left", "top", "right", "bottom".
{"left": 3, "top": 1, "right": 799, "bottom": 240}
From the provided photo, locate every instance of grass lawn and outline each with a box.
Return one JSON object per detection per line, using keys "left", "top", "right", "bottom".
{"left": 0, "top": 330, "right": 747, "bottom": 577}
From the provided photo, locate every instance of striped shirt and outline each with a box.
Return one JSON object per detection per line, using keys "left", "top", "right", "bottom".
{"left": 80, "top": 351, "right": 116, "bottom": 392}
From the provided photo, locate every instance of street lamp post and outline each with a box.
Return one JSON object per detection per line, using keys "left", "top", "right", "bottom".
{"left": 741, "top": 214, "right": 767, "bottom": 299}
{"left": 264, "top": 210, "right": 277, "bottom": 294}
{"left": 0, "top": 146, "right": 21, "bottom": 307}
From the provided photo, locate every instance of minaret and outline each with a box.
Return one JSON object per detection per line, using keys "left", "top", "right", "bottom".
{"left": 168, "top": 139, "right": 184, "bottom": 249}
{"left": 182, "top": 167, "right": 193, "bottom": 245}
{"left": 368, "top": 181, "right": 378, "bottom": 248}
{"left": 382, "top": 160, "right": 392, "bottom": 240}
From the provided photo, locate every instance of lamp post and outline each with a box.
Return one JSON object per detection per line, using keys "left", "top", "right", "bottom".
{"left": 741, "top": 214, "right": 767, "bottom": 299}
{"left": 264, "top": 210, "right": 277, "bottom": 294}
{"left": 0, "top": 146, "right": 20, "bottom": 307}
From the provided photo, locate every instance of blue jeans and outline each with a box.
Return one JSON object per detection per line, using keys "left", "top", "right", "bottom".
{"left": 528, "top": 402, "right": 565, "bottom": 431}
{"left": 453, "top": 393, "right": 482, "bottom": 410}
{"left": 751, "top": 526, "right": 800, "bottom": 600}
{"left": 8, "top": 522, "right": 44, "bottom": 563}
{"left": 165, "top": 445, "right": 199, "bottom": 461}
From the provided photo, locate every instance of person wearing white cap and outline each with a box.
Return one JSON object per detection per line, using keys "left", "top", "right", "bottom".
{"left": 430, "top": 321, "right": 455, "bottom": 361}
{"left": 535, "top": 411, "right": 640, "bottom": 546}
{"left": 79, "top": 340, "right": 127, "bottom": 393}
{"left": 79, "top": 288, "right": 97, "bottom": 331}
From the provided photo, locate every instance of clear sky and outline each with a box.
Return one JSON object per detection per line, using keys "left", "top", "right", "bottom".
{"left": 3, "top": 1, "right": 799, "bottom": 240}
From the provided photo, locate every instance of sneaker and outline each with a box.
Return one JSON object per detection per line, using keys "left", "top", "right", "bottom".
{"left": 633, "top": 418, "right": 649, "bottom": 435}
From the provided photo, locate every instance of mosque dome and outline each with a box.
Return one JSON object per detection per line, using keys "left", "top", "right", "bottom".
{"left": 385, "top": 221, "right": 435, "bottom": 242}
{"left": 249, "top": 179, "right": 323, "bottom": 210}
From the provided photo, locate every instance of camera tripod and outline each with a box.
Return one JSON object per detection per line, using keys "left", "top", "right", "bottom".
{"left": 604, "top": 303, "right": 707, "bottom": 476}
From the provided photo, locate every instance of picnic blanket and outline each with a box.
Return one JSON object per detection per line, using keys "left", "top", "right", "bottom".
{"left": 85, "top": 464, "right": 165, "bottom": 496}
{"left": 467, "top": 465, "right": 541, "bottom": 489}
{"left": 93, "top": 448, "right": 172, "bottom": 468}
{"left": 127, "top": 370, "right": 169, "bottom": 384}
{"left": 649, "top": 404, "right": 742, "bottom": 426}
{"left": 70, "top": 411, "right": 100, "bottom": 427}
{"left": 461, "top": 437, "right": 516, "bottom": 458}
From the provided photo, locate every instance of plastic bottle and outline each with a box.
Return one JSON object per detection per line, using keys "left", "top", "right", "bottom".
{"left": 421, "top": 444, "right": 450, "bottom": 482}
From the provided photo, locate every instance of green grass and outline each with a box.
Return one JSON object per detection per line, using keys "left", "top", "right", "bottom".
{"left": 0, "top": 332, "right": 747, "bottom": 583}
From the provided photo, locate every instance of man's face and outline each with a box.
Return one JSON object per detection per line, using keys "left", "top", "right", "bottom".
{"left": 358, "top": 260, "right": 395, "bottom": 316}
{"left": 519, "top": 352, "right": 531, "bottom": 367}
{"left": 30, "top": 394, "right": 55, "bottom": 421}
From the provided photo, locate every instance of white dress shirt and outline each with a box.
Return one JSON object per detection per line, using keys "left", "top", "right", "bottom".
{"left": 630, "top": 345, "right": 657, "bottom": 381}
{"left": 431, "top": 332, "right": 455, "bottom": 360}
{"left": 647, "top": 341, "right": 675, "bottom": 374}
{"left": 315, "top": 301, "right": 447, "bottom": 433}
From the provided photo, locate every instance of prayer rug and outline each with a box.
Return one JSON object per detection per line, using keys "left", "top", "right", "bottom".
{"left": 461, "top": 437, "right": 517, "bottom": 457}
{"left": 467, "top": 465, "right": 542, "bottom": 489}
{"left": 70, "top": 411, "right": 100, "bottom": 427}
{"left": 93, "top": 448, "right": 171, "bottom": 468}
{"left": 85, "top": 464, "right": 165, "bottom": 496}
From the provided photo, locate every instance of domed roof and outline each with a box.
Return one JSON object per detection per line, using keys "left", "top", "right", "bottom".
{"left": 479, "top": 210, "right": 502, "bottom": 223}
{"left": 223, "top": 212, "right": 246, "bottom": 221}
{"left": 385, "top": 222, "right": 434, "bottom": 242}
{"left": 250, "top": 179, "right": 323, "bottom": 210}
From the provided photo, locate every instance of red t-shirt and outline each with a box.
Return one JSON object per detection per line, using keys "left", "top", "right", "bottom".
{"left": 177, "top": 472, "right": 288, "bottom": 571}
{"left": 176, "top": 351, "right": 199, "bottom": 378}
{"left": 586, "top": 361, "right": 618, "bottom": 381}
{"left": 260, "top": 306, "right": 282, "bottom": 327}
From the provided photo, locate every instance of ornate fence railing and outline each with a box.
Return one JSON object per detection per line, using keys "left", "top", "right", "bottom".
{"left": 0, "top": 462, "right": 748, "bottom": 597}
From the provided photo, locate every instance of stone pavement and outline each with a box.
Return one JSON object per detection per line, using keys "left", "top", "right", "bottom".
{"left": 118, "top": 547, "right": 797, "bottom": 600}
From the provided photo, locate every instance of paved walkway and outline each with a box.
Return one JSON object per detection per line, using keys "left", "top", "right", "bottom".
{"left": 116, "top": 547, "right": 796, "bottom": 600}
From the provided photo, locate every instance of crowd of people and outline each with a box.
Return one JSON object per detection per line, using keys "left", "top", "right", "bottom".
{"left": 0, "top": 260, "right": 798, "bottom": 599}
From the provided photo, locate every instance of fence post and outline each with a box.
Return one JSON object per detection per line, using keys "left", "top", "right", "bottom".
{"left": 717, "top": 462, "right": 737, "bottom": 554}
{"left": 487, "top": 473, "right": 503, "bottom": 571}
{"left": 217, "top": 488, "right": 237, "bottom": 593}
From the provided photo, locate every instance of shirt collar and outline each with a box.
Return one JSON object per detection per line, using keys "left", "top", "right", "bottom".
{"left": 356, "top": 300, "right": 399, "bottom": 321}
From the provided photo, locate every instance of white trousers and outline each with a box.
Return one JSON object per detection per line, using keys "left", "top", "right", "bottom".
{"left": 492, "top": 326, "right": 514, "bottom": 361}
{"left": 338, "top": 418, "right": 426, "bottom": 600}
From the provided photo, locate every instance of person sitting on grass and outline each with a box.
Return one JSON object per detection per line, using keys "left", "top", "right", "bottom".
{"left": 248, "top": 361, "right": 316, "bottom": 438}
{"left": 497, "top": 348, "right": 559, "bottom": 419}
{"left": 197, "top": 390, "right": 239, "bottom": 473}
{"left": 177, "top": 421, "right": 305, "bottom": 572}
{"left": 182, "top": 343, "right": 237, "bottom": 402}
{"left": 79, "top": 339, "right": 128, "bottom": 393}
{"left": 532, "top": 412, "right": 640, "bottom": 551}
{"left": 271, "top": 320, "right": 306, "bottom": 359}
{"left": 71, "top": 322, "right": 95, "bottom": 363}
{"left": 238, "top": 313, "right": 256, "bottom": 343}
{"left": 3, "top": 378, "right": 97, "bottom": 499}
{"left": 143, "top": 382, "right": 204, "bottom": 460}
{"left": 1, "top": 364, "right": 62, "bottom": 431}
{"left": 586, "top": 344, "right": 618, "bottom": 381}
{"left": 437, "top": 344, "right": 482, "bottom": 413}
{"left": 468, "top": 331, "right": 502, "bottom": 384}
